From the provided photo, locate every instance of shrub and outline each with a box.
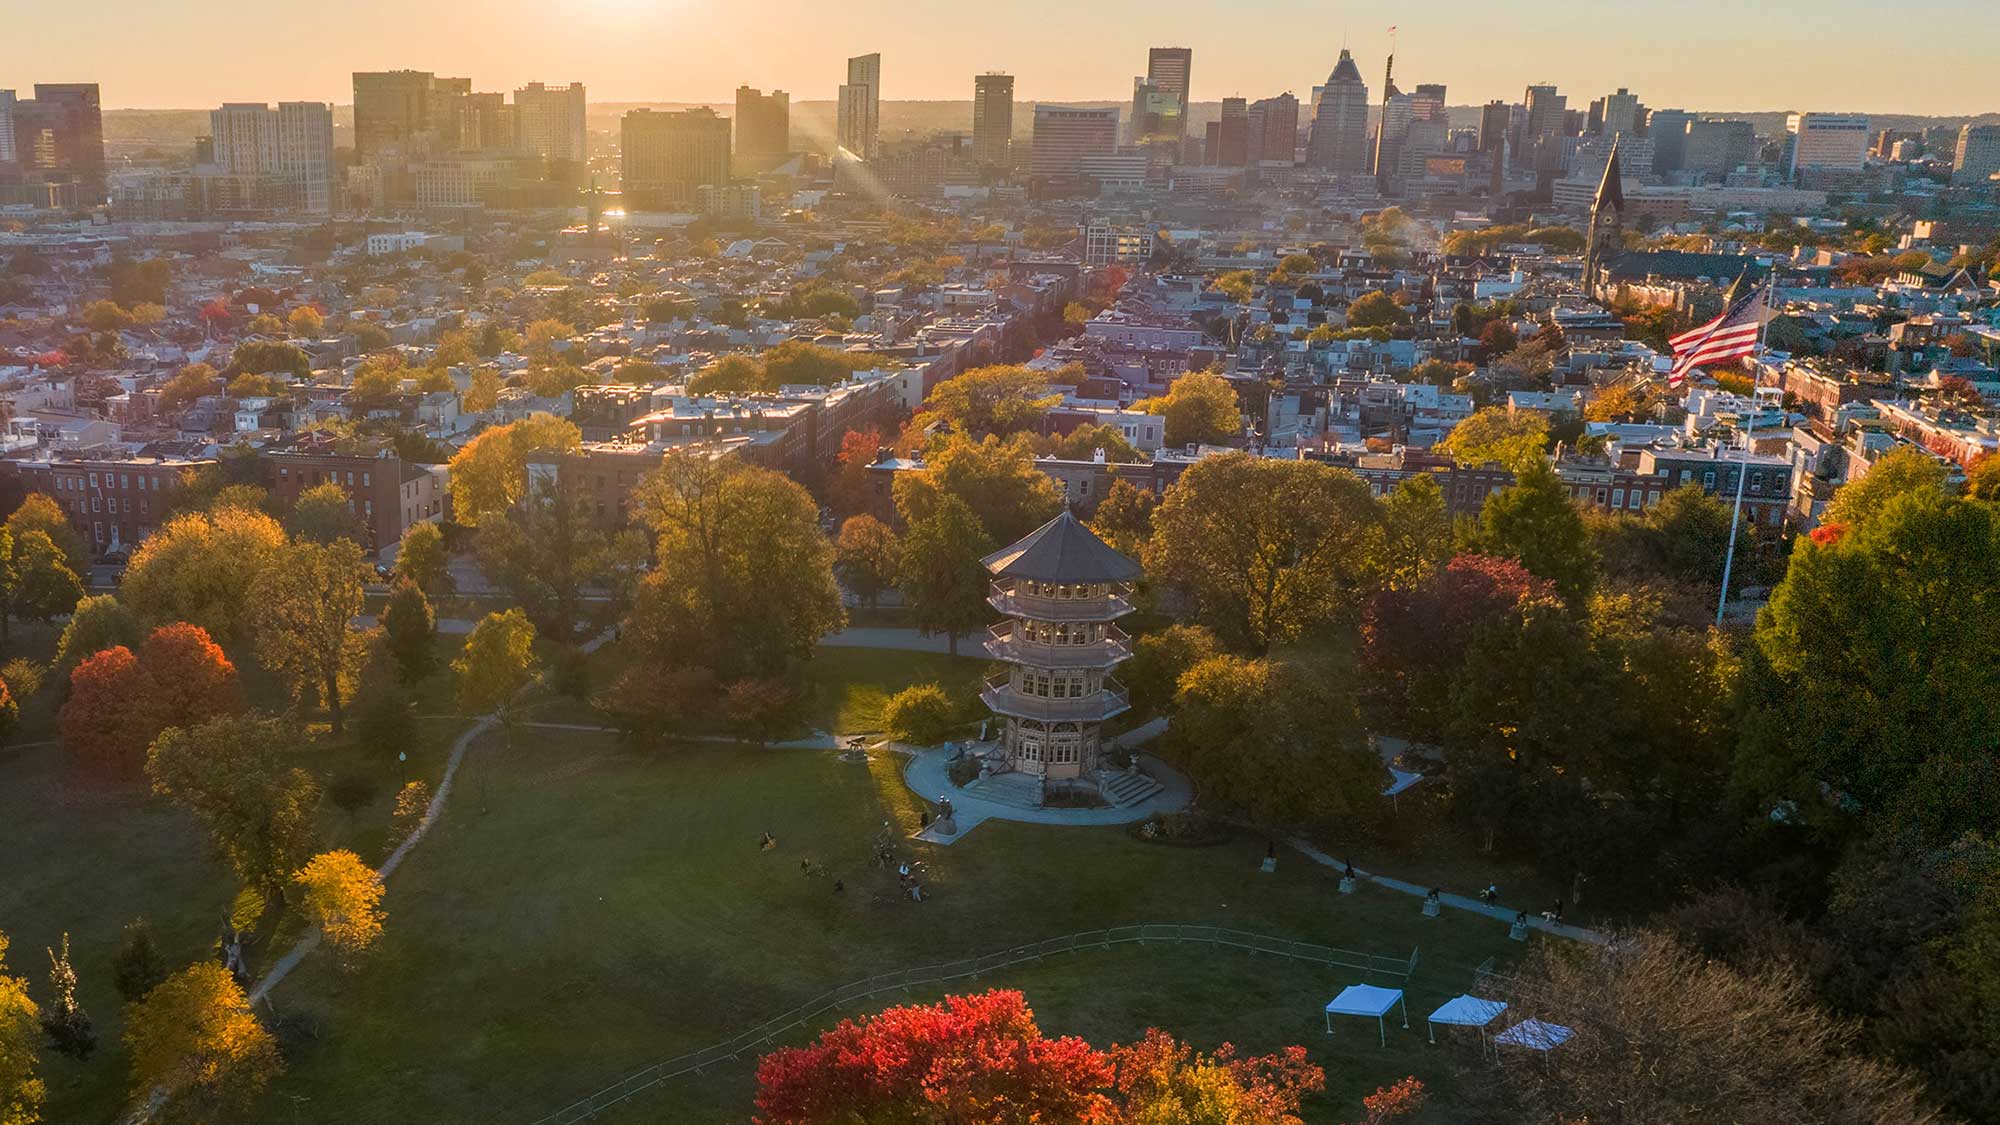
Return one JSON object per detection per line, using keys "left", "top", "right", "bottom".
{"left": 390, "top": 781, "right": 431, "bottom": 844}
{"left": 1129, "top": 811, "right": 1232, "bottom": 847}
{"left": 111, "top": 918, "right": 169, "bottom": 1002}
{"left": 881, "top": 682, "right": 955, "bottom": 745}
{"left": 947, "top": 756, "right": 982, "bottom": 788}
{"left": 0, "top": 657, "right": 44, "bottom": 701}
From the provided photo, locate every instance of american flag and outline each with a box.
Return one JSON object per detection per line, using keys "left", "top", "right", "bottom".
{"left": 1668, "top": 285, "right": 1768, "bottom": 387}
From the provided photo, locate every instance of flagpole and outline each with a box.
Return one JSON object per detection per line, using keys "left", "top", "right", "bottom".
{"left": 1714, "top": 269, "right": 1779, "bottom": 627}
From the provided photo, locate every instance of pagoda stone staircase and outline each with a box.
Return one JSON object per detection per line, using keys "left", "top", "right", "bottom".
{"left": 1095, "top": 766, "right": 1164, "bottom": 808}
{"left": 963, "top": 771, "right": 1046, "bottom": 810}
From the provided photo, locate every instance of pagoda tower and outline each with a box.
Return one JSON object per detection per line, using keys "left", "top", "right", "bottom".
{"left": 980, "top": 511, "right": 1141, "bottom": 782}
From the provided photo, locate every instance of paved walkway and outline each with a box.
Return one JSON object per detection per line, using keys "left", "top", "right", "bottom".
{"left": 1285, "top": 837, "right": 1608, "bottom": 945}
{"left": 819, "top": 626, "right": 978, "bottom": 654}
{"left": 900, "top": 739, "right": 1193, "bottom": 846}
{"left": 353, "top": 614, "right": 480, "bottom": 635}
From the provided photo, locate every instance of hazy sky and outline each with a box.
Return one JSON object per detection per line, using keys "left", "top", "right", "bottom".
{"left": 3, "top": 0, "right": 1992, "bottom": 115}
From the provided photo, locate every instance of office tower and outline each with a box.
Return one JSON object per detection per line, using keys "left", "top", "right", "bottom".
{"left": 1518, "top": 84, "right": 1566, "bottom": 171}
{"left": 1591, "top": 88, "right": 1644, "bottom": 137}
{"left": 1205, "top": 97, "right": 1248, "bottom": 166}
{"left": 734, "top": 86, "right": 791, "bottom": 160}
{"left": 1683, "top": 118, "right": 1755, "bottom": 177}
{"left": 1306, "top": 48, "right": 1369, "bottom": 174}
{"left": 1146, "top": 47, "right": 1193, "bottom": 142}
{"left": 1247, "top": 93, "right": 1299, "bottom": 163}
{"left": 1956, "top": 124, "right": 2000, "bottom": 185}
{"left": 11, "top": 84, "right": 105, "bottom": 199}
{"left": 0, "top": 91, "right": 17, "bottom": 165}
{"left": 621, "top": 107, "right": 730, "bottom": 207}
{"left": 1784, "top": 113, "right": 1868, "bottom": 177}
{"left": 1130, "top": 78, "right": 1183, "bottom": 150}
{"left": 1478, "top": 100, "right": 1511, "bottom": 154}
{"left": 460, "top": 92, "right": 514, "bottom": 152}
{"left": 837, "top": 53, "right": 881, "bottom": 159}
{"left": 972, "top": 73, "right": 1013, "bottom": 168}
{"left": 1646, "top": 108, "right": 1694, "bottom": 174}
{"left": 1030, "top": 105, "right": 1119, "bottom": 178}
{"left": 353, "top": 71, "right": 441, "bottom": 160}
{"left": 514, "top": 82, "right": 587, "bottom": 163}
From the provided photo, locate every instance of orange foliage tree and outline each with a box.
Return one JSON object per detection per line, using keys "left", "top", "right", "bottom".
{"left": 60, "top": 623, "right": 246, "bottom": 773}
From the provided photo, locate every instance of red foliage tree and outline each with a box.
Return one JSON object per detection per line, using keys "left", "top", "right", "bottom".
{"left": 754, "top": 990, "right": 1114, "bottom": 1125}
{"left": 827, "top": 426, "right": 885, "bottom": 516}
{"left": 59, "top": 646, "right": 152, "bottom": 772}
{"left": 138, "top": 622, "right": 244, "bottom": 732}
{"left": 1358, "top": 1076, "right": 1426, "bottom": 1123}
{"left": 1361, "top": 554, "right": 1553, "bottom": 739}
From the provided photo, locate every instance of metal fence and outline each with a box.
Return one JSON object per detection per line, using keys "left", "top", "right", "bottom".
{"left": 528, "top": 923, "right": 1420, "bottom": 1124}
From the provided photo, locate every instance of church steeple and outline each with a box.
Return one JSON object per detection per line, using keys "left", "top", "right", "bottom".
{"left": 1582, "top": 139, "right": 1626, "bottom": 298}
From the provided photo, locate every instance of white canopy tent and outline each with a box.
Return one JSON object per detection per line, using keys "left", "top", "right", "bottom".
{"left": 1426, "top": 994, "right": 1509, "bottom": 1046}
{"left": 1494, "top": 1017, "right": 1574, "bottom": 1057}
{"left": 1323, "top": 984, "right": 1409, "bottom": 1046}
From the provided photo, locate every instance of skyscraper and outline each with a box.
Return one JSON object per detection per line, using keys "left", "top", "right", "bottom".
{"left": 972, "top": 73, "right": 1014, "bottom": 169}
{"left": 1954, "top": 124, "right": 2000, "bottom": 186}
{"left": 1478, "top": 100, "right": 1512, "bottom": 155}
{"left": 837, "top": 53, "right": 881, "bottom": 159}
{"left": 459, "top": 92, "right": 515, "bottom": 153}
{"left": 1247, "top": 93, "right": 1299, "bottom": 164}
{"left": 621, "top": 107, "right": 731, "bottom": 208}
{"left": 1031, "top": 105, "right": 1119, "bottom": 179}
{"left": 0, "top": 91, "right": 16, "bottom": 165}
{"left": 1203, "top": 97, "right": 1248, "bottom": 166}
{"left": 1519, "top": 84, "right": 1567, "bottom": 171}
{"left": 1683, "top": 119, "right": 1755, "bottom": 177}
{"left": 1306, "top": 49, "right": 1369, "bottom": 174}
{"left": 1646, "top": 108, "right": 1695, "bottom": 174}
{"left": 10, "top": 84, "right": 105, "bottom": 200}
{"left": 353, "top": 71, "right": 443, "bottom": 160}
{"left": 1591, "top": 88, "right": 1645, "bottom": 137}
{"left": 514, "top": 82, "right": 587, "bottom": 164}
{"left": 734, "top": 86, "right": 790, "bottom": 160}
{"left": 1145, "top": 47, "right": 1192, "bottom": 143}
{"left": 206, "top": 102, "right": 334, "bottom": 213}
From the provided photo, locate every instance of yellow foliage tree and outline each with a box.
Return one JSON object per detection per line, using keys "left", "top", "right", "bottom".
{"left": 121, "top": 506, "right": 287, "bottom": 648}
{"left": 1134, "top": 370, "right": 1242, "bottom": 449}
{"left": 445, "top": 413, "right": 581, "bottom": 527}
{"left": 293, "top": 850, "right": 385, "bottom": 959}
{"left": 1438, "top": 406, "right": 1549, "bottom": 472}
{"left": 0, "top": 931, "right": 42, "bottom": 1125}
{"left": 123, "top": 963, "right": 280, "bottom": 1118}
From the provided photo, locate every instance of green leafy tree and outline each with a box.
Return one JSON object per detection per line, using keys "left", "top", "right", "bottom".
{"left": 146, "top": 715, "right": 324, "bottom": 900}
{"left": 1346, "top": 290, "right": 1403, "bottom": 329}
{"left": 626, "top": 454, "right": 843, "bottom": 678}
{"left": 1820, "top": 446, "right": 1952, "bottom": 530}
{"left": 892, "top": 433, "right": 1063, "bottom": 546}
{"left": 1134, "top": 371, "right": 1241, "bottom": 449}
{"left": 880, "top": 683, "right": 956, "bottom": 745}
{"left": 38, "top": 933, "right": 92, "bottom": 1061}
{"left": 1742, "top": 489, "right": 2000, "bottom": 843}
{"left": 1145, "top": 453, "right": 1381, "bottom": 652}
{"left": 392, "top": 520, "right": 453, "bottom": 596}
{"left": 921, "top": 366, "right": 1060, "bottom": 436}
{"left": 473, "top": 472, "right": 623, "bottom": 642}
{"left": 897, "top": 495, "right": 994, "bottom": 657}
{"left": 1087, "top": 479, "right": 1157, "bottom": 558}
{"left": 1471, "top": 461, "right": 1597, "bottom": 601}
{"left": 1439, "top": 406, "right": 1548, "bottom": 471}
{"left": 53, "top": 595, "right": 140, "bottom": 673}
{"left": 8, "top": 531, "right": 80, "bottom": 625}
{"left": 284, "top": 481, "right": 362, "bottom": 545}
{"left": 252, "top": 538, "right": 369, "bottom": 733}
{"left": 1170, "top": 654, "right": 1383, "bottom": 826}
{"left": 686, "top": 354, "right": 767, "bottom": 395}
{"left": 1368, "top": 474, "right": 1451, "bottom": 591}
{"left": 121, "top": 506, "right": 286, "bottom": 649}
{"left": 381, "top": 578, "right": 437, "bottom": 683}
{"left": 5, "top": 493, "right": 89, "bottom": 577}
{"left": 834, "top": 515, "right": 899, "bottom": 610}
{"left": 110, "top": 919, "right": 168, "bottom": 1003}
{"left": 1122, "top": 623, "right": 1219, "bottom": 716}
{"left": 454, "top": 609, "right": 537, "bottom": 715}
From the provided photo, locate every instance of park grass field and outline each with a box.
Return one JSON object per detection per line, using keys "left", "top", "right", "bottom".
{"left": 262, "top": 729, "right": 1522, "bottom": 1123}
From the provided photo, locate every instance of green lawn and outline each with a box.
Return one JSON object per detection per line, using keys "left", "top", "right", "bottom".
{"left": 262, "top": 730, "right": 1521, "bottom": 1123}
{"left": 793, "top": 646, "right": 993, "bottom": 735}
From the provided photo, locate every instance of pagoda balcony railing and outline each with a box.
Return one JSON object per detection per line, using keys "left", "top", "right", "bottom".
{"left": 984, "top": 622, "right": 1133, "bottom": 669}
{"left": 981, "top": 674, "right": 1131, "bottom": 722}
{"left": 986, "top": 584, "right": 1135, "bottom": 623}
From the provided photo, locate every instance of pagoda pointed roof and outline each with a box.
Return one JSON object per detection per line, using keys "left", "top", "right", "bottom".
{"left": 982, "top": 509, "right": 1143, "bottom": 584}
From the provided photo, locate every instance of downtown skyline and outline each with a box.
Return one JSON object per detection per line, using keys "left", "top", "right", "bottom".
{"left": 4, "top": 0, "right": 1994, "bottom": 117}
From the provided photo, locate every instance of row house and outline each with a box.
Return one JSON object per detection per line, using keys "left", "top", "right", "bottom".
{"left": 3, "top": 448, "right": 213, "bottom": 557}
{"left": 258, "top": 439, "right": 448, "bottom": 554}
